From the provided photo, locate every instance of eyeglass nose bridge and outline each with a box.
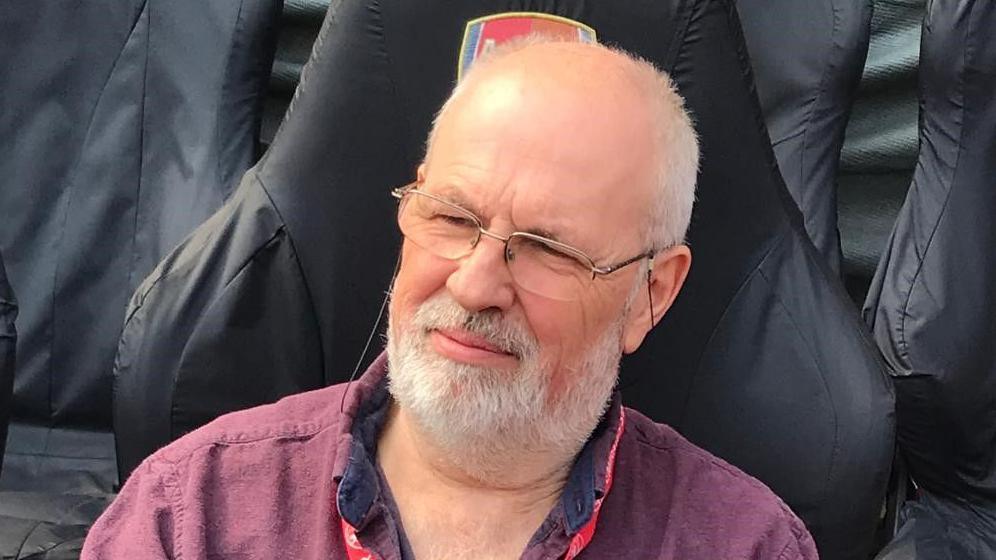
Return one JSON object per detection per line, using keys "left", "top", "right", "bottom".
{"left": 473, "top": 228, "right": 515, "bottom": 262}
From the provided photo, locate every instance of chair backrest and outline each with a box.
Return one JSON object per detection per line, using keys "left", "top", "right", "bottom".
{"left": 0, "top": 0, "right": 282, "bottom": 429}
{"left": 737, "top": 0, "right": 872, "bottom": 273}
{"left": 0, "top": 250, "right": 15, "bottom": 475}
{"left": 865, "top": 0, "right": 996, "bottom": 554}
{"left": 113, "top": 2, "right": 894, "bottom": 557}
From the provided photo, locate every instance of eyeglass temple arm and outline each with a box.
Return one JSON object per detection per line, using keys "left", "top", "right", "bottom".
{"left": 594, "top": 250, "right": 656, "bottom": 276}
{"left": 391, "top": 182, "right": 419, "bottom": 199}
{"left": 603, "top": 253, "right": 658, "bottom": 331}
{"left": 646, "top": 254, "right": 656, "bottom": 330}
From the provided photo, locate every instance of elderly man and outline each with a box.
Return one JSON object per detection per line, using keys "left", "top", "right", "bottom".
{"left": 82, "top": 39, "right": 817, "bottom": 559}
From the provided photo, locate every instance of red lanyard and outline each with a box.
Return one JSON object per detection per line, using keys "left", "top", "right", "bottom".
{"left": 341, "top": 522, "right": 373, "bottom": 560}
{"left": 340, "top": 408, "right": 626, "bottom": 560}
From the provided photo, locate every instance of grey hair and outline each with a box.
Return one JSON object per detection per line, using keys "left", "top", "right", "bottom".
{"left": 424, "top": 34, "right": 700, "bottom": 250}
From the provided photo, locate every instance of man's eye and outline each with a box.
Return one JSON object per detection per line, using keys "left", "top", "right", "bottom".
{"left": 524, "top": 238, "right": 577, "bottom": 262}
{"left": 432, "top": 213, "right": 476, "bottom": 227}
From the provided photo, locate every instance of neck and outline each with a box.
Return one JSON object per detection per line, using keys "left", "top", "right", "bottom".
{"left": 377, "top": 399, "right": 589, "bottom": 560}
{"left": 378, "top": 400, "right": 576, "bottom": 501}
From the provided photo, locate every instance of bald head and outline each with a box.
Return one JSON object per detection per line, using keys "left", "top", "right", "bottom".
{"left": 425, "top": 38, "right": 699, "bottom": 249}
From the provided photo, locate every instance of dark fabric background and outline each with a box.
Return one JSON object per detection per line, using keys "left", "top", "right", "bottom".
{"left": 259, "top": 0, "right": 925, "bottom": 305}
{"left": 839, "top": 0, "right": 925, "bottom": 301}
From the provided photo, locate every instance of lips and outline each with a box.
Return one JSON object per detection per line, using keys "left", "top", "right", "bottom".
{"left": 428, "top": 327, "right": 520, "bottom": 367}
{"left": 433, "top": 328, "right": 511, "bottom": 355}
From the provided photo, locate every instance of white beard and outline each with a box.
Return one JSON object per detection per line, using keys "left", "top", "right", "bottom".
{"left": 386, "top": 290, "right": 631, "bottom": 482}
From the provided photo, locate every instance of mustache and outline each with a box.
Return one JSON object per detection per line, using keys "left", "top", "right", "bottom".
{"left": 410, "top": 295, "right": 537, "bottom": 359}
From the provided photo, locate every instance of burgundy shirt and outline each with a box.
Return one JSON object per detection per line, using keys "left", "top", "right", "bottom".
{"left": 82, "top": 353, "right": 818, "bottom": 559}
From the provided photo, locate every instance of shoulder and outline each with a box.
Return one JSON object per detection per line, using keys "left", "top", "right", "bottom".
{"left": 622, "top": 407, "right": 785, "bottom": 502}
{"left": 621, "top": 407, "right": 800, "bottom": 515}
{"left": 149, "top": 382, "right": 350, "bottom": 467}
{"left": 615, "top": 408, "right": 818, "bottom": 558}
{"left": 85, "top": 383, "right": 356, "bottom": 559}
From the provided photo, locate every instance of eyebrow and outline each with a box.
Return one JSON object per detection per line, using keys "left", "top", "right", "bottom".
{"left": 426, "top": 184, "right": 580, "bottom": 250}
{"left": 429, "top": 185, "right": 483, "bottom": 217}
{"left": 522, "top": 226, "right": 569, "bottom": 245}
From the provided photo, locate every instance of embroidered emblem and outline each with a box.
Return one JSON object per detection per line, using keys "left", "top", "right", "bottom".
{"left": 458, "top": 12, "right": 597, "bottom": 80}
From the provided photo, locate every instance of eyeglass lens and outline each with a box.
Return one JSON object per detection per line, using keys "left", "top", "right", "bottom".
{"left": 397, "top": 191, "right": 590, "bottom": 301}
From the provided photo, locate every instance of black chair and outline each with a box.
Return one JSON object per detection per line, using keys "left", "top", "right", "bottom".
{"left": 0, "top": 0, "right": 282, "bottom": 556}
{"left": 866, "top": 0, "right": 996, "bottom": 557}
{"left": 0, "top": 250, "right": 15, "bottom": 477}
{"left": 113, "top": 2, "right": 894, "bottom": 558}
{"left": 737, "top": 0, "right": 872, "bottom": 274}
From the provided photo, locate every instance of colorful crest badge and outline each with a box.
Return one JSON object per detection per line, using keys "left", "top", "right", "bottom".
{"left": 458, "top": 13, "right": 598, "bottom": 80}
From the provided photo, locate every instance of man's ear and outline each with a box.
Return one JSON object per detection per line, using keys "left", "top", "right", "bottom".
{"left": 416, "top": 163, "right": 427, "bottom": 183}
{"left": 622, "top": 245, "right": 691, "bottom": 354}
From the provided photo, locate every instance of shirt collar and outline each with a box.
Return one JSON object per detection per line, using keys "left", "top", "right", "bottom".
{"left": 333, "top": 352, "right": 625, "bottom": 535}
{"left": 332, "top": 352, "right": 390, "bottom": 529}
{"left": 562, "top": 391, "right": 623, "bottom": 535}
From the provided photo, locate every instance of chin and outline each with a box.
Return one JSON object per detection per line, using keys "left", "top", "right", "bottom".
{"left": 385, "top": 291, "right": 624, "bottom": 471}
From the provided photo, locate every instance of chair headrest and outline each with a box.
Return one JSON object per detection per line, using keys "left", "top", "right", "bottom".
{"left": 243, "top": 2, "right": 893, "bottom": 557}
{"left": 257, "top": 0, "right": 791, "bottom": 377}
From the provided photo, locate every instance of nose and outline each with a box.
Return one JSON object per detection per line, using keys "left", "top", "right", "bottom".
{"left": 445, "top": 232, "right": 517, "bottom": 313}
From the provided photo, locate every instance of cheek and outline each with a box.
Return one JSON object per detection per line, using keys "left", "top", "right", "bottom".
{"left": 518, "top": 297, "right": 586, "bottom": 372}
{"left": 390, "top": 243, "right": 455, "bottom": 328}
{"left": 520, "top": 291, "right": 623, "bottom": 382}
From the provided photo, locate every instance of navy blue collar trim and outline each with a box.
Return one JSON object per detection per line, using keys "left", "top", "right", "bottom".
{"left": 336, "top": 367, "right": 619, "bottom": 537}
{"left": 336, "top": 376, "right": 391, "bottom": 529}
{"left": 562, "top": 438, "right": 597, "bottom": 534}
{"left": 561, "top": 398, "right": 620, "bottom": 535}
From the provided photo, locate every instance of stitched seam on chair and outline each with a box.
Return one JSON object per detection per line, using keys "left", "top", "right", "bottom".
{"left": 126, "top": 2, "right": 153, "bottom": 305}
{"left": 373, "top": 0, "right": 414, "bottom": 165}
{"left": 668, "top": 0, "right": 793, "bottom": 427}
{"left": 719, "top": 0, "right": 806, "bottom": 230}
{"left": 166, "top": 225, "right": 286, "bottom": 442}
{"left": 758, "top": 258, "right": 839, "bottom": 534}
{"left": 264, "top": 0, "right": 343, "bottom": 150}
{"left": 663, "top": 0, "right": 698, "bottom": 71}
{"left": 679, "top": 226, "right": 789, "bottom": 427}
{"left": 722, "top": 0, "right": 785, "bottom": 148}
{"left": 215, "top": 0, "right": 248, "bottom": 200}
{"left": 796, "top": 0, "right": 842, "bottom": 238}
{"left": 14, "top": 519, "right": 43, "bottom": 558}
{"left": 254, "top": 172, "right": 325, "bottom": 380}
{"left": 896, "top": 6, "right": 971, "bottom": 364}
{"left": 120, "top": 205, "right": 229, "bottom": 329}
{"left": 118, "top": 179, "right": 281, "bottom": 381}
{"left": 770, "top": 128, "right": 807, "bottom": 148}
{"left": 165, "top": 173, "right": 315, "bottom": 441}
{"left": 45, "top": 0, "right": 150, "bottom": 424}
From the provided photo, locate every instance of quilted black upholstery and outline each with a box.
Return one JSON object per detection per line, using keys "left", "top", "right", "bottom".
{"left": 112, "top": 2, "right": 894, "bottom": 558}
{"left": 867, "top": 0, "right": 996, "bottom": 557}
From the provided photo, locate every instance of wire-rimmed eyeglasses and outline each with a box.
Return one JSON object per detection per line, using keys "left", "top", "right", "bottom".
{"left": 392, "top": 182, "right": 656, "bottom": 305}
